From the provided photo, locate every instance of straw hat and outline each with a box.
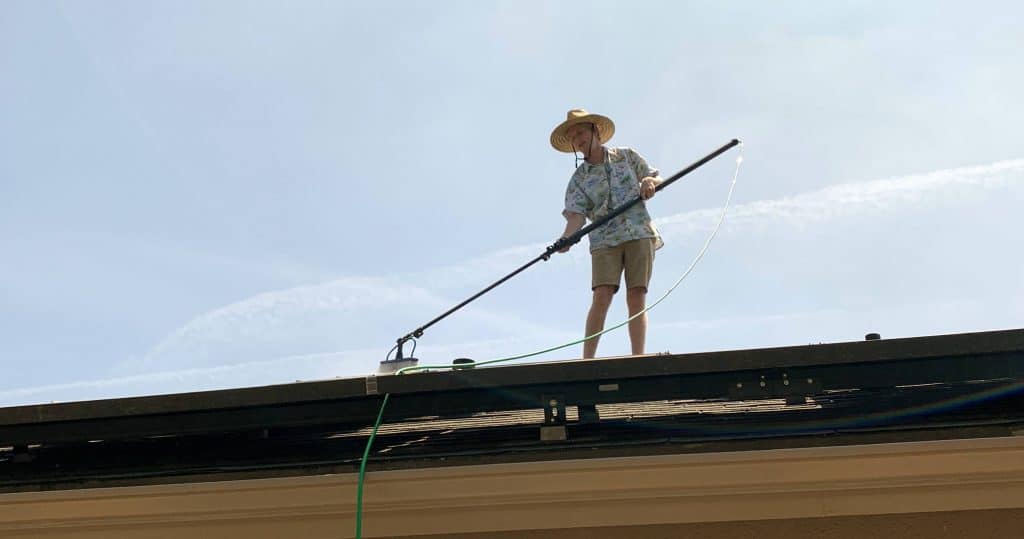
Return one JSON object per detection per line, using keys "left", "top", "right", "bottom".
{"left": 549, "top": 108, "right": 615, "bottom": 153}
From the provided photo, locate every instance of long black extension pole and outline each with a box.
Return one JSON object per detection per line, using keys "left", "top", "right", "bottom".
{"left": 391, "top": 138, "right": 741, "bottom": 359}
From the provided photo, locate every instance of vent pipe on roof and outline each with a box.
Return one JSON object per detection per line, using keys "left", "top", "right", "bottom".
{"left": 865, "top": 332, "right": 881, "bottom": 341}
{"left": 452, "top": 357, "right": 475, "bottom": 369}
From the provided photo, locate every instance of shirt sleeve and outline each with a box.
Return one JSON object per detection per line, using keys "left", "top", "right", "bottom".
{"left": 628, "top": 148, "right": 660, "bottom": 180}
{"left": 563, "top": 173, "right": 591, "bottom": 219}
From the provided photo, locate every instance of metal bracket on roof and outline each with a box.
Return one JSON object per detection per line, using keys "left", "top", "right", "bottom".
{"left": 542, "top": 394, "right": 567, "bottom": 425}
{"left": 539, "top": 394, "right": 568, "bottom": 442}
{"left": 728, "top": 371, "right": 822, "bottom": 401}
{"left": 540, "top": 425, "right": 567, "bottom": 441}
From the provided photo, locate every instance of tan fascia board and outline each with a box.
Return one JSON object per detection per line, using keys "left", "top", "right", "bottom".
{"left": 2, "top": 436, "right": 1024, "bottom": 538}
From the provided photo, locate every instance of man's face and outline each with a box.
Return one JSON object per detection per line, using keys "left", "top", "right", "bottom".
{"left": 566, "top": 122, "right": 597, "bottom": 152}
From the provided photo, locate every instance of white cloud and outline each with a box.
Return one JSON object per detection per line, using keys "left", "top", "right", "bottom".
{"left": 656, "top": 159, "right": 1024, "bottom": 239}
{"left": 135, "top": 274, "right": 565, "bottom": 372}
{"left": 0, "top": 349, "right": 370, "bottom": 406}
{"left": 0, "top": 335, "right": 579, "bottom": 407}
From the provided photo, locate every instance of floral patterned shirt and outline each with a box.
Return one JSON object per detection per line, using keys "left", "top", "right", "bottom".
{"left": 563, "top": 146, "right": 664, "bottom": 252}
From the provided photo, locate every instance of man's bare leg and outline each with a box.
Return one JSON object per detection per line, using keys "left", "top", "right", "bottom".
{"left": 584, "top": 285, "right": 616, "bottom": 358}
{"left": 626, "top": 286, "right": 647, "bottom": 355}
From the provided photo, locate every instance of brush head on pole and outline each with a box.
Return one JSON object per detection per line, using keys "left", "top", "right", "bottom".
{"left": 378, "top": 357, "right": 418, "bottom": 374}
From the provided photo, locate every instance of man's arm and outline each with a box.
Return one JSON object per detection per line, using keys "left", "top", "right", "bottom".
{"left": 628, "top": 148, "right": 661, "bottom": 200}
{"left": 557, "top": 212, "right": 585, "bottom": 253}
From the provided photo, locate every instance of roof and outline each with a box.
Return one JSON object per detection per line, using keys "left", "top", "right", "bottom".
{"left": 2, "top": 328, "right": 1023, "bottom": 492}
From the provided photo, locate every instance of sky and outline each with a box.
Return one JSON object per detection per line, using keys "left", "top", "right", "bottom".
{"left": 1, "top": 0, "right": 1022, "bottom": 407}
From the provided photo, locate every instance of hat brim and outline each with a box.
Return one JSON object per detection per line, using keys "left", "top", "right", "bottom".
{"left": 550, "top": 114, "right": 615, "bottom": 153}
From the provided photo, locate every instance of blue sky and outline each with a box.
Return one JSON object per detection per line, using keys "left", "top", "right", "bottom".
{"left": 2, "top": 1, "right": 1022, "bottom": 406}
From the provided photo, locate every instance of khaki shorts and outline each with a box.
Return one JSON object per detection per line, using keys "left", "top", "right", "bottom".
{"left": 591, "top": 238, "right": 656, "bottom": 292}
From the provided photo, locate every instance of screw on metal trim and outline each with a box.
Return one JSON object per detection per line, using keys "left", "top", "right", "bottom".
{"left": 736, "top": 382, "right": 743, "bottom": 389}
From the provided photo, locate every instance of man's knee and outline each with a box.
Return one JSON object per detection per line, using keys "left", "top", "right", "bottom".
{"left": 626, "top": 286, "right": 646, "bottom": 309}
{"left": 592, "top": 285, "right": 616, "bottom": 308}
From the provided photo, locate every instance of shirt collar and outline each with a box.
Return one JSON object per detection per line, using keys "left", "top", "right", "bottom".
{"left": 580, "top": 147, "right": 620, "bottom": 172}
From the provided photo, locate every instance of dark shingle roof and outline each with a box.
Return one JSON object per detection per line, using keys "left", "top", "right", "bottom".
{"left": 2, "top": 328, "right": 1023, "bottom": 492}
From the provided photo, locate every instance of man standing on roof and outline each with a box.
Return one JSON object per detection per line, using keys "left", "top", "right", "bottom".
{"left": 551, "top": 109, "right": 664, "bottom": 359}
